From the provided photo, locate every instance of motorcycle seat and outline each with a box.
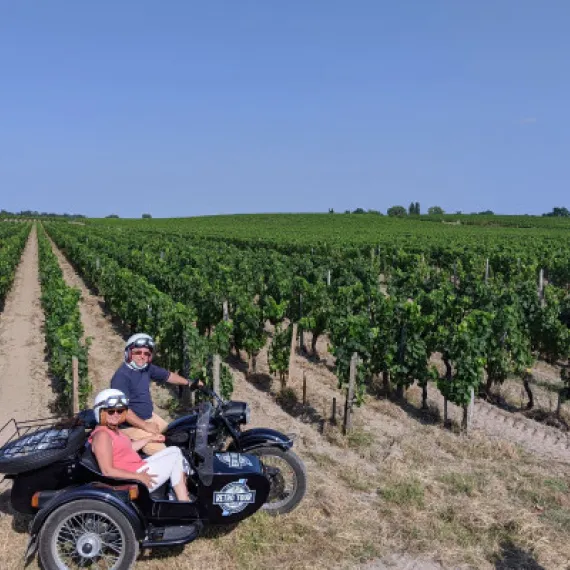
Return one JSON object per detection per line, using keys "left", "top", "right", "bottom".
{"left": 80, "top": 444, "right": 169, "bottom": 500}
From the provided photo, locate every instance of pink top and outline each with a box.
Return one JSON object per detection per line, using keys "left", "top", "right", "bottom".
{"left": 89, "top": 426, "right": 144, "bottom": 472}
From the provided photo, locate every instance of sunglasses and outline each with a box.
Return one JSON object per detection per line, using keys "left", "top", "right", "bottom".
{"left": 131, "top": 349, "right": 152, "bottom": 357}
{"left": 104, "top": 407, "right": 128, "bottom": 416}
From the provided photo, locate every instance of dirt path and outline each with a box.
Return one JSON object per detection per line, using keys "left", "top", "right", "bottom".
{"left": 0, "top": 225, "right": 57, "bottom": 569}
{"left": 48, "top": 240, "right": 124, "bottom": 396}
{"left": 0, "top": 225, "right": 54, "bottom": 434}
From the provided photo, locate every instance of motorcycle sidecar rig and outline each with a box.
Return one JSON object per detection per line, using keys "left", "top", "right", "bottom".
{"left": 0, "top": 403, "right": 270, "bottom": 570}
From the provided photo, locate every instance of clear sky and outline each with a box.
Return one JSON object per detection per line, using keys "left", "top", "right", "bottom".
{"left": 1, "top": 1, "right": 568, "bottom": 218}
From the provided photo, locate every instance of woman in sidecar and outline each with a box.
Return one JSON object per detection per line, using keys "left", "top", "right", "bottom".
{"left": 89, "top": 389, "right": 190, "bottom": 501}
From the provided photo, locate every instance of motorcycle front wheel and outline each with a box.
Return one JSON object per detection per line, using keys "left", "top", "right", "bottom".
{"left": 250, "top": 446, "right": 306, "bottom": 515}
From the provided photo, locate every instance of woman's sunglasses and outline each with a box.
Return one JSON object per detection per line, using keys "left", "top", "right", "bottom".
{"left": 105, "top": 407, "right": 127, "bottom": 416}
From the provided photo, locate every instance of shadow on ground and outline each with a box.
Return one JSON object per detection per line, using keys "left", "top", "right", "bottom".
{"left": 493, "top": 541, "right": 546, "bottom": 570}
{"left": 226, "top": 355, "right": 328, "bottom": 432}
{"left": 0, "top": 488, "right": 32, "bottom": 534}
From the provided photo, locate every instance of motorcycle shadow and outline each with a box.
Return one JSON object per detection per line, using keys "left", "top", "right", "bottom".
{"left": 0, "top": 488, "right": 32, "bottom": 534}
{"left": 138, "top": 524, "right": 238, "bottom": 561}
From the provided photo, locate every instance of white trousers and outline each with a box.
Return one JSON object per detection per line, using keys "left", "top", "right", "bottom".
{"left": 136, "top": 446, "right": 185, "bottom": 491}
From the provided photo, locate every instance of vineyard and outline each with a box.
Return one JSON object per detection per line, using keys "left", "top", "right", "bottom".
{"left": 44, "top": 215, "right": 570, "bottom": 430}
{"left": 2, "top": 215, "right": 570, "bottom": 569}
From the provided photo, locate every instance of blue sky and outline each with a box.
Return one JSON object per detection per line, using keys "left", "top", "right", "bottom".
{"left": 1, "top": 1, "right": 568, "bottom": 218}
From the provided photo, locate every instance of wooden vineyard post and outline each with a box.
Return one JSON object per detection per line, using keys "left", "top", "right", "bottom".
{"left": 181, "top": 332, "right": 193, "bottom": 408}
{"left": 331, "top": 397, "right": 337, "bottom": 425}
{"left": 485, "top": 258, "right": 490, "bottom": 284}
{"left": 538, "top": 268, "right": 545, "bottom": 307}
{"left": 288, "top": 323, "right": 298, "bottom": 383}
{"left": 453, "top": 260, "right": 457, "bottom": 288}
{"left": 462, "top": 387, "right": 475, "bottom": 432}
{"left": 299, "top": 294, "right": 304, "bottom": 353}
{"left": 327, "top": 269, "right": 331, "bottom": 287}
{"left": 302, "top": 372, "right": 307, "bottom": 406}
{"left": 213, "top": 354, "right": 221, "bottom": 397}
{"left": 222, "top": 300, "right": 229, "bottom": 321}
{"left": 343, "top": 352, "right": 358, "bottom": 435}
{"left": 72, "top": 356, "right": 79, "bottom": 415}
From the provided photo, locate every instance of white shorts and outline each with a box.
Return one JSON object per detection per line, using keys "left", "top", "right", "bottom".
{"left": 136, "top": 446, "right": 185, "bottom": 491}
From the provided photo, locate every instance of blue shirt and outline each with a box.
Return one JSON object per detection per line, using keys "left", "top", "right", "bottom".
{"left": 110, "top": 363, "right": 170, "bottom": 420}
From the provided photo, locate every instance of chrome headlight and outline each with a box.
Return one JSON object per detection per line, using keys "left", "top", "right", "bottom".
{"left": 244, "top": 403, "right": 251, "bottom": 425}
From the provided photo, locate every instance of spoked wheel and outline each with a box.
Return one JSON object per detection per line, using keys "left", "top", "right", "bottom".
{"left": 250, "top": 447, "right": 306, "bottom": 515}
{"left": 38, "top": 499, "right": 138, "bottom": 570}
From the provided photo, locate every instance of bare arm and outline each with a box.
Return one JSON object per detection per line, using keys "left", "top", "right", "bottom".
{"left": 165, "top": 371, "right": 190, "bottom": 386}
{"left": 91, "top": 432, "right": 145, "bottom": 482}
{"left": 166, "top": 371, "right": 203, "bottom": 388}
{"left": 124, "top": 409, "right": 150, "bottom": 430}
{"left": 131, "top": 435, "right": 164, "bottom": 452}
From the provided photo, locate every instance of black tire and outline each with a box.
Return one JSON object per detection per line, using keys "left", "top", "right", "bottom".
{"left": 250, "top": 447, "right": 307, "bottom": 515}
{"left": 38, "top": 499, "right": 138, "bottom": 570}
{"left": 0, "top": 427, "right": 86, "bottom": 475}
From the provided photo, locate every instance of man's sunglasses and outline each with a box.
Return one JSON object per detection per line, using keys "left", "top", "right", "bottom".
{"left": 104, "top": 407, "right": 128, "bottom": 416}
{"left": 131, "top": 349, "right": 152, "bottom": 357}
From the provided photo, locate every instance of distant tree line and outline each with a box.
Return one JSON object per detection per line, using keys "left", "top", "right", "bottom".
{"left": 543, "top": 207, "right": 570, "bottom": 217}
{"left": 1, "top": 209, "right": 86, "bottom": 219}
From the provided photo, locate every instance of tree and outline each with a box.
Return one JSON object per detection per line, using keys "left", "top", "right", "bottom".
{"left": 142, "top": 213, "right": 152, "bottom": 219}
{"left": 408, "top": 202, "right": 415, "bottom": 215}
{"left": 387, "top": 205, "right": 407, "bottom": 217}
{"left": 352, "top": 208, "right": 366, "bottom": 214}
{"left": 543, "top": 207, "right": 570, "bottom": 217}
{"left": 415, "top": 202, "right": 420, "bottom": 215}
{"left": 105, "top": 214, "right": 120, "bottom": 218}
{"left": 428, "top": 206, "right": 444, "bottom": 215}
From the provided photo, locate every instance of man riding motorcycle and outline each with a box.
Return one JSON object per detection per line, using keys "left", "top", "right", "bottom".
{"left": 111, "top": 333, "right": 201, "bottom": 454}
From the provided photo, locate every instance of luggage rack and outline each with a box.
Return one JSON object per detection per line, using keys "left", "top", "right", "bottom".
{"left": 0, "top": 416, "right": 82, "bottom": 458}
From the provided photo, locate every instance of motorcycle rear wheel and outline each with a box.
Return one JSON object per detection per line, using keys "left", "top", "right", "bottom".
{"left": 250, "top": 447, "right": 306, "bottom": 515}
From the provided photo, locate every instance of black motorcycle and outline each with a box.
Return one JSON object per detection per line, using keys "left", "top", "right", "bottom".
{"left": 0, "top": 388, "right": 307, "bottom": 569}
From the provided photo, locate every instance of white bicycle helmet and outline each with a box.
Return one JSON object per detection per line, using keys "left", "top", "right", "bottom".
{"left": 93, "top": 389, "right": 129, "bottom": 423}
{"left": 124, "top": 332, "right": 155, "bottom": 370}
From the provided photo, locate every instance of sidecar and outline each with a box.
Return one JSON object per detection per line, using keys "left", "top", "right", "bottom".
{"left": 0, "top": 404, "right": 270, "bottom": 569}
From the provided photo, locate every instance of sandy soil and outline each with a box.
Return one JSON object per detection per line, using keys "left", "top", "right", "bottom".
{"left": 0, "top": 225, "right": 57, "bottom": 568}
{"left": 0, "top": 225, "right": 54, "bottom": 438}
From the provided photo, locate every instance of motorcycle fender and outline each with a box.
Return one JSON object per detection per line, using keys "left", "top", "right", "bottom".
{"left": 231, "top": 428, "right": 294, "bottom": 452}
{"left": 29, "top": 485, "right": 146, "bottom": 541}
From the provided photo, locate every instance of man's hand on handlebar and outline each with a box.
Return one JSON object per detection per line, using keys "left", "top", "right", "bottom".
{"left": 189, "top": 379, "right": 205, "bottom": 390}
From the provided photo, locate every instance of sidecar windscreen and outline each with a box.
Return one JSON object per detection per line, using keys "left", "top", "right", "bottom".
{"left": 194, "top": 402, "right": 214, "bottom": 486}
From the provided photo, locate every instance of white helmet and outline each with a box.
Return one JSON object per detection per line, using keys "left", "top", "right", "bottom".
{"left": 124, "top": 333, "right": 155, "bottom": 370}
{"left": 93, "top": 389, "right": 129, "bottom": 423}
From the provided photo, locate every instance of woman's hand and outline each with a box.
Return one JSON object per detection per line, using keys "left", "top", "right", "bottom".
{"left": 137, "top": 466, "right": 158, "bottom": 489}
{"left": 144, "top": 421, "right": 160, "bottom": 435}
{"left": 150, "top": 434, "right": 165, "bottom": 443}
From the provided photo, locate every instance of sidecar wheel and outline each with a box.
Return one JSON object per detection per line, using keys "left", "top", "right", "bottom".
{"left": 38, "top": 499, "right": 138, "bottom": 570}
{"left": 250, "top": 447, "right": 306, "bottom": 515}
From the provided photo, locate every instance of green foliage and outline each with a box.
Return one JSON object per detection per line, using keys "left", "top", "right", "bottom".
{"left": 37, "top": 224, "right": 90, "bottom": 410}
{"left": 387, "top": 205, "right": 407, "bottom": 217}
{"left": 43, "top": 214, "right": 570, "bottom": 417}
{"left": 543, "top": 207, "right": 570, "bottom": 217}
{"left": 0, "top": 223, "right": 30, "bottom": 303}
{"left": 268, "top": 323, "right": 292, "bottom": 389}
